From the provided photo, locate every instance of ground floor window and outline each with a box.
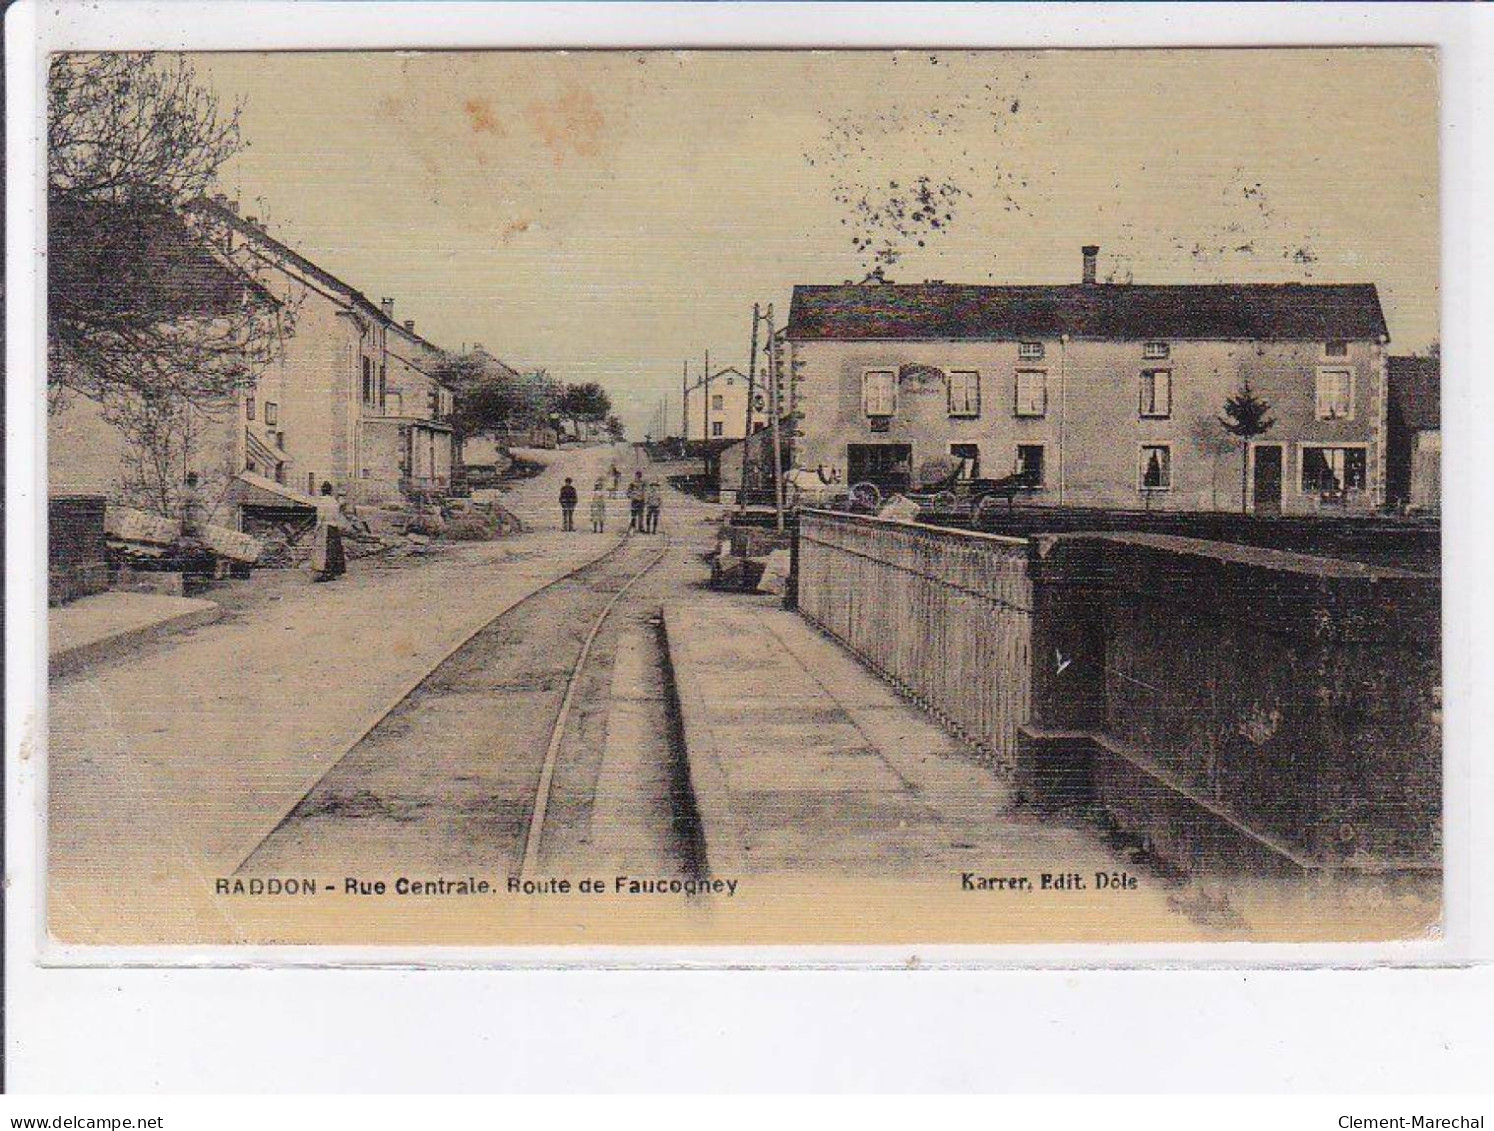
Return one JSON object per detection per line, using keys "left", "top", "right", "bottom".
{"left": 847, "top": 443, "right": 913, "bottom": 494}
{"left": 1015, "top": 444, "right": 1045, "bottom": 485}
{"left": 949, "top": 443, "right": 980, "bottom": 479}
{"left": 1301, "top": 445, "right": 1367, "bottom": 494}
{"left": 1139, "top": 444, "right": 1172, "bottom": 491}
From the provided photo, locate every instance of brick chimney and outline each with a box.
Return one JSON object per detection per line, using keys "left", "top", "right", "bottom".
{"left": 380, "top": 297, "right": 395, "bottom": 318}
{"left": 1082, "top": 244, "right": 1100, "bottom": 285}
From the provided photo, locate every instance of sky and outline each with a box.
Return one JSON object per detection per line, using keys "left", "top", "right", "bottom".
{"left": 192, "top": 49, "right": 1439, "bottom": 438}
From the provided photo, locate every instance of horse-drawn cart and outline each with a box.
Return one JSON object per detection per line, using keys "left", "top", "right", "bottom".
{"left": 848, "top": 458, "right": 1040, "bottom": 522}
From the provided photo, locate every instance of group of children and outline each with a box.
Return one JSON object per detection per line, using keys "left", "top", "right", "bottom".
{"left": 558, "top": 466, "right": 663, "bottom": 534}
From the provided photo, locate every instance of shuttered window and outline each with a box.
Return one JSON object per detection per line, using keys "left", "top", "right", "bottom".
{"left": 1316, "top": 368, "right": 1354, "bottom": 420}
{"left": 1015, "top": 369, "right": 1047, "bottom": 417}
{"left": 862, "top": 370, "right": 896, "bottom": 417}
{"left": 947, "top": 370, "right": 980, "bottom": 417}
{"left": 1139, "top": 369, "right": 1172, "bottom": 418}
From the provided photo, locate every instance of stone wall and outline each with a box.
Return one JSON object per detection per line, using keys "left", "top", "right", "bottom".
{"left": 796, "top": 510, "right": 1441, "bottom": 873}
{"left": 1025, "top": 533, "right": 1440, "bottom": 870}
{"left": 49, "top": 495, "right": 109, "bottom": 605}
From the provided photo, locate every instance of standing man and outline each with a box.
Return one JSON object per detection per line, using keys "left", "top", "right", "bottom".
{"left": 559, "top": 477, "right": 579, "bottom": 531}
{"left": 625, "top": 471, "right": 646, "bottom": 533}
{"left": 645, "top": 479, "right": 662, "bottom": 534}
{"left": 609, "top": 463, "right": 622, "bottom": 498}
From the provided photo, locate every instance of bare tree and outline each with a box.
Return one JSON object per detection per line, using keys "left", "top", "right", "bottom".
{"left": 48, "top": 54, "right": 291, "bottom": 410}
{"left": 1189, "top": 413, "right": 1238, "bottom": 511}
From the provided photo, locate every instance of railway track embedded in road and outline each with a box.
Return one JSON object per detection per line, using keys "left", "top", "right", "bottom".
{"left": 232, "top": 529, "right": 674, "bottom": 878}
{"left": 517, "top": 532, "right": 671, "bottom": 878}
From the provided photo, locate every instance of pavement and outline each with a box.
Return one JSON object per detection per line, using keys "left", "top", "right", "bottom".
{"left": 658, "top": 595, "right": 1245, "bottom": 941}
{"left": 47, "top": 443, "right": 639, "bottom": 943}
{"left": 663, "top": 595, "right": 1156, "bottom": 878}
{"left": 49, "top": 591, "right": 222, "bottom": 679}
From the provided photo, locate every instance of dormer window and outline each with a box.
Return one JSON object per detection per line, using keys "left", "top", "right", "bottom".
{"left": 1142, "top": 341, "right": 1170, "bottom": 360}
{"left": 1018, "top": 342, "right": 1045, "bottom": 361}
{"left": 1325, "top": 341, "right": 1349, "bottom": 358}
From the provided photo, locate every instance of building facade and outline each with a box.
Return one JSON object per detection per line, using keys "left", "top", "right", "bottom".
{"left": 785, "top": 249, "right": 1390, "bottom": 515}
{"left": 1386, "top": 354, "right": 1440, "bottom": 512}
{"left": 683, "top": 367, "right": 764, "bottom": 442}
{"left": 187, "top": 197, "right": 455, "bottom": 507}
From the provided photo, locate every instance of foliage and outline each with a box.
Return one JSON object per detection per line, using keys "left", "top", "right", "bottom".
{"left": 1219, "top": 381, "right": 1276, "bottom": 441}
{"left": 47, "top": 53, "right": 291, "bottom": 409}
{"left": 605, "top": 414, "right": 626, "bottom": 442}
{"left": 437, "top": 352, "right": 564, "bottom": 440}
{"left": 1219, "top": 381, "right": 1276, "bottom": 514}
{"left": 557, "top": 381, "right": 612, "bottom": 429}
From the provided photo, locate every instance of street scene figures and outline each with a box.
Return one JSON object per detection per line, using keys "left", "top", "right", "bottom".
{"left": 43, "top": 48, "right": 1441, "bottom": 947}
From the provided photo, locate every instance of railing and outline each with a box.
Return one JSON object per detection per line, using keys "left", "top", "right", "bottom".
{"left": 797, "top": 508, "right": 1033, "bottom": 771}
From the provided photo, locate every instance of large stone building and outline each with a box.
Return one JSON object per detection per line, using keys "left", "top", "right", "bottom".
{"left": 188, "top": 197, "right": 455, "bottom": 505}
{"left": 784, "top": 247, "right": 1391, "bottom": 515}
{"left": 49, "top": 198, "right": 458, "bottom": 525}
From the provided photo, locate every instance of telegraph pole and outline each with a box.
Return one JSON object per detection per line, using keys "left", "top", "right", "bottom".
{"left": 765, "top": 303, "right": 786, "bottom": 532}
{"left": 737, "top": 303, "right": 761, "bottom": 514}
{"left": 681, "top": 359, "right": 689, "bottom": 444}
{"left": 703, "top": 348, "right": 711, "bottom": 443}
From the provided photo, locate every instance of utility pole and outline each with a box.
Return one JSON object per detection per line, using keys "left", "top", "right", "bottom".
{"left": 681, "top": 359, "right": 689, "bottom": 445}
{"left": 703, "top": 348, "right": 711, "bottom": 443}
{"left": 765, "top": 303, "right": 786, "bottom": 532}
{"left": 737, "top": 303, "right": 761, "bottom": 515}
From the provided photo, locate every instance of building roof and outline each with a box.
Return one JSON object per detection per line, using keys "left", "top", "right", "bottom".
{"left": 49, "top": 199, "right": 269, "bottom": 324}
{"left": 785, "top": 282, "right": 1389, "bottom": 343}
{"left": 185, "top": 195, "right": 457, "bottom": 389}
{"left": 1387, "top": 354, "right": 1440, "bottom": 431}
{"left": 187, "top": 198, "right": 444, "bottom": 338}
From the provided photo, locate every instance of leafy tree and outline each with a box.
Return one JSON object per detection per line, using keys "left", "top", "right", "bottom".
{"left": 1219, "top": 381, "right": 1276, "bottom": 514}
{"left": 605, "top": 414, "right": 626, "bottom": 442}
{"left": 511, "top": 368, "right": 563, "bottom": 435}
{"left": 557, "top": 381, "right": 612, "bottom": 436}
{"left": 435, "top": 352, "right": 521, "bottom": 440}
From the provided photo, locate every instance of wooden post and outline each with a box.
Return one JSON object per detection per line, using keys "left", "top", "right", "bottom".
{"left": 765, "top": 303, "right": 786, "bottom": 532}
{"left": 703, "top": 348, "right": 711, "bottom": 443}
{"left": 738, "top": 303, "right": 761, "bottom": 514}
{"left": 681, "top": 359, "right": 689, "bottom": 445}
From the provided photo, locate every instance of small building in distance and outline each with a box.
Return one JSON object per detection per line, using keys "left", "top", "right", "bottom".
{"left": 1386, "top": 353, "right": 1440, "bottom": 512}
{"left": 784, "top": 246, "right": 1392, "bottom": 515}
{"left": 683, "top": 366, "right": 763, "bottom": 442}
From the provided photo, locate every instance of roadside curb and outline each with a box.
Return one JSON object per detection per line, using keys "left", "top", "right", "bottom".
{"left": 659, "top": 602, "right": 751, "bottom": 877}
{"left": 50, "top": 600, "right": 223, "bottom": 681}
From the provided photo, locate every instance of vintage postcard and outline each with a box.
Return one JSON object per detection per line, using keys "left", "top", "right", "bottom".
{"left": 41, "top": 46, "right": 1442, "bottom": 950}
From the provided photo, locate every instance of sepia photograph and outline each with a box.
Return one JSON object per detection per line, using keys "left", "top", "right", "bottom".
{"left": 41, "top": 45, "right": 1442, "bottom": 948}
